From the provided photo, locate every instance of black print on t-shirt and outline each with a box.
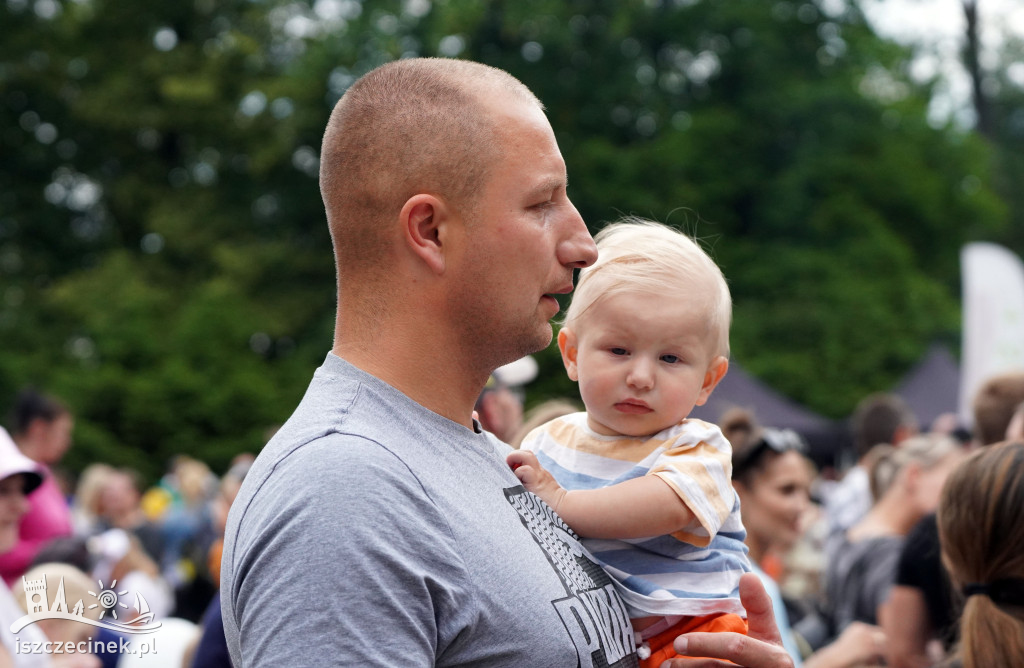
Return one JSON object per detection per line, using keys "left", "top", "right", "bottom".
{"left": 505, "top": 485, "right": 638, "bottom": 668}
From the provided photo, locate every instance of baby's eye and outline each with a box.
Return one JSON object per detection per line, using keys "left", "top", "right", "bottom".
{"left": 661, "top": 354, "right": 680, "bottom": 364}
{"left": 609, "top": 348, "right": 628, "bottom": 356}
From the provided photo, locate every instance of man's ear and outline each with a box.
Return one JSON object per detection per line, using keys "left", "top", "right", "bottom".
{"left": 558, "top": 328, "right": 580, "bottom": 381}
{"left": 401, "top": 194, "right": 450, "bottom": 275}
{"left": 695, "top": 356, "right": 729, "bottom": 406}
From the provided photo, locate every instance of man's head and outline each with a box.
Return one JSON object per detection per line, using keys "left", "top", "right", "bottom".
{"left": 557, "top": 220, "right": 731, "bottom": 437}
{"left": 322, "top": 58, "right": 596, "bottom": 371}
{"left": 320, "top": 58, "right": 538, "bottom": 286}
{"left": 972, "top": 372, "right": 1024, "bottom": 446}
{"left": 8, "top": 388, "right": 73, "bottom": 465}
{"left": 850, "top": 393, "right": 918, "bottom": 460}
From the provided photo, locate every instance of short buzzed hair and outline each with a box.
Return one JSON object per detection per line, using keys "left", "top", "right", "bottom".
{"left": 319, "top": 58, "right": 541, "bottom": 276}
{"left": 564, "top": 218, "right": 732, "bottom": 357}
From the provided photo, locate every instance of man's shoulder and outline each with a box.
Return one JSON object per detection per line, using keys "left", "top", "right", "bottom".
{"left": 236, "top": 429, "right": 422, "bottom": 522}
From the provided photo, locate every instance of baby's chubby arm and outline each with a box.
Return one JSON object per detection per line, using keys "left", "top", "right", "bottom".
{"left": 506, "top": 450, "right": 695, "bottom": 539}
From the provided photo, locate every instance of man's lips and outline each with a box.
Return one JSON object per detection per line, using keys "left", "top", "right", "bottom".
{"left": 544, "top": 283, "right": 575, "bottom": 299}
{"left": 542, "top": 284, "right": 574, "bottom": 308}
{"left": 614, "top": 400, "right": 653, "bottom": 414}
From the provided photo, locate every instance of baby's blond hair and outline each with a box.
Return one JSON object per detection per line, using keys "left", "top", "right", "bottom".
{"left": 565, "top": 217, "right": 731, "bottom": 357}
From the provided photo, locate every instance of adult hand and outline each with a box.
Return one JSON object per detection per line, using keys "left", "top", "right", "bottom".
{"left": 660, "top": 573, "right": 794, "bottom": 668}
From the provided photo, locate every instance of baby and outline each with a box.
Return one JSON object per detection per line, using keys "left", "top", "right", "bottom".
{"left": 508, "top": 219, "right": 751, "bottom": 666}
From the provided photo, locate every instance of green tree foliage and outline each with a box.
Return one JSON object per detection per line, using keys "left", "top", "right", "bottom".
{"left": 0, "top": 0, "right": 1011, "bottom": 477}
{"left": 985, "top": 33, "right": 1024, "bottom": 253}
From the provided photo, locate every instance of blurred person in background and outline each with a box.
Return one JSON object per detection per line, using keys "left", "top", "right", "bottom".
{"left": 969, "top": 372, "right": 1024, "bottom": 447}
{"left": 823, "top": 393, "right": 918, "bottom": 562}
{"left": 190, "top": 458, "right": 252, "bottom": 668}
{"left": 88, "top": 529, "right": 173, "bottom": 621}
{"left": 69, "top": 465, "right": 114, "bottom": 538}
{"left": 884, "top": 371, "right": 1024, "bottom": 668}
{"left": 95, "top": 470, "right": 165, "bottom": 567}
{"left": 0, "top": 426, "right": 49, "bottom": 667}
{"left": 474, "top": 355, "right": 538, "bottom": 444}
{"left": 936, "top": 440, "right": 1024, "bottom": 668}
{"left": 11, "top": 563, "right": 101, "bottom": 668}
{"left": 1005, "top": 400, "right": 1024, "bottom": 441}
{"left": 726, "top": 410, "right": 886, "bottom": 668}
{"left": 508, "top": 397, "right": 581, "bottom": 448}
{"left": 825, "top": 435, "right": 965, "bottom": 637}
{"left": 0, "top": 390, "right": 75, "bottom": 586}
{"left": 154, "top": 457, "right": 217, "bottom": 623}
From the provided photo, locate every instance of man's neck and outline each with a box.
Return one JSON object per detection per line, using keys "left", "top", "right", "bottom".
{"left": 332, "top": 339, "right": 488, "bottom": 429}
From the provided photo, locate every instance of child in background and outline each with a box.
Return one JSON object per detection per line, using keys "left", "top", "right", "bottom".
{"left": 509, "top": 219, "right": 751, "bottom": 666}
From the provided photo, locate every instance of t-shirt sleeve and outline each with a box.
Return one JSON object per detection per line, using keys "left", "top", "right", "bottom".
{"left": 224, "top": 435, "right": 473, "bottom": 667}
{"left": 649, "top": 421, "right": 735, "bottom": 547}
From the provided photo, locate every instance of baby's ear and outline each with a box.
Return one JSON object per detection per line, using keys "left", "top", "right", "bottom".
{"left": 695, "top": 356, "right": 729, "bottom": 406}
{"left": 558, "top": 328, "right": 580, "bottom": 381}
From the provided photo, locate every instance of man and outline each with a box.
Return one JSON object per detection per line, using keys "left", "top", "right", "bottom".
{"left": 221, "top": 58, "right": 792, "bottom": 668}
{"left": 0, "top": 388, "right": 74, "bottom": 585}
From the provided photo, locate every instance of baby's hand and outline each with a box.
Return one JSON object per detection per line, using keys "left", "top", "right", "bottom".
{"left": 506, "top": 450, "right": 567, "bottom": 512}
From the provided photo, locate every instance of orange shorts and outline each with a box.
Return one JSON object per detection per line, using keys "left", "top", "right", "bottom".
{"left": 638, "top": 613, "right": 748, "bottom": 668}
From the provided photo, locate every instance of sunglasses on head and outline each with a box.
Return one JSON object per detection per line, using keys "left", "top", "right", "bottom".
{"left": 733, "top": 427, "right": 807, "bottom": 477}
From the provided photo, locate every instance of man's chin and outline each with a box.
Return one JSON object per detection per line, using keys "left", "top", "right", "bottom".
{"left": 498, "top": 324, "right": 551, "bottom": 367}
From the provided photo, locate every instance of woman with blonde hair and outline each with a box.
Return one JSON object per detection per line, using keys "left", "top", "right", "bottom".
{"left": 937, "top": 440, "right": 1024, "bottom": 668}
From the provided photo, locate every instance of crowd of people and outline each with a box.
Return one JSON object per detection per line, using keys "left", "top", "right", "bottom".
{"left": 3, "top": 57, "right": 1024, "bottom": 667}
{"left": 5, "top": 358, "right": 1022, "bottom": 668}
{"left": 1, "top": 388, "right": 253, "bottom": 667}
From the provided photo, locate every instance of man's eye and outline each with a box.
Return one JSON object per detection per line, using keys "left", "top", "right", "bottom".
{"left": 661, "top": 355, "right": 680, "bottom": 364}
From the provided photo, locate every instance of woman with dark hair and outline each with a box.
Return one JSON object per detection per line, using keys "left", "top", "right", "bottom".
{"left": 937, "top": 440, "right": 1024, "bottom": 668}
{"left": 725, "top": 409, "right": 887, "bottom": 668}
{"left": 0, "top": 389, "right": 75, "bottom": 585}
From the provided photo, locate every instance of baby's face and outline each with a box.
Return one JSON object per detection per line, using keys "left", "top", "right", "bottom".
{"left": 560, "top": 288, "right": 725, "bottom": 437}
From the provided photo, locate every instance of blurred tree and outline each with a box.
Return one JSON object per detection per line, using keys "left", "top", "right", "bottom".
{"left": 443, "top": 0, "right": 1005, "bottom": 416}
{"left": 955, "top": 0, "right": 1024, "bottom": 255}
{"left": 0, "top": 0, "right": 337, "bottom": 477}
{"left": 0, "top": 0, "right": 1011, "bottom": 477}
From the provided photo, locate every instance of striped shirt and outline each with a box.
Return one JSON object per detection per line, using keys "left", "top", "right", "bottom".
{"left": 521, "top": 412, "right": 751, "bottom": 618}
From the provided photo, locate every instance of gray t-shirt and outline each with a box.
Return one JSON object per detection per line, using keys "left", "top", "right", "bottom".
{"left": 221, "top": 354, "right": 638, "bottom": 667}
{"left": 824, "top": 534, "right": 903, "bottom": 633}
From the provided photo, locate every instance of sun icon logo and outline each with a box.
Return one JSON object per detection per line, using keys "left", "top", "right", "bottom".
{"left": 88, "top": 579, "right": 129, "bottom": 620}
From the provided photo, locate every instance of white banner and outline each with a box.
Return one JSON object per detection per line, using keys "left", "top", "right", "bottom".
{"left": 959, "top": 242, "right": 1024, "bottom": 425}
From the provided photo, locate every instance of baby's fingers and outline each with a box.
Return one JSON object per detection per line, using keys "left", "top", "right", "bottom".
{"left": 507, "top": 449, "right": 540, "bottom": 472}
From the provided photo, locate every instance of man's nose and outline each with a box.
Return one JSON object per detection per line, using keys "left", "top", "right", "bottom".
{"left": 557, "top": 200, "right": 597, "bottom": 269}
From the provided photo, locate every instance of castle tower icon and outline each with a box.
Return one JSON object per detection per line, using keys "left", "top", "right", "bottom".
{"left": 22, "top": 575, "right": 47, "bottom": 615}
